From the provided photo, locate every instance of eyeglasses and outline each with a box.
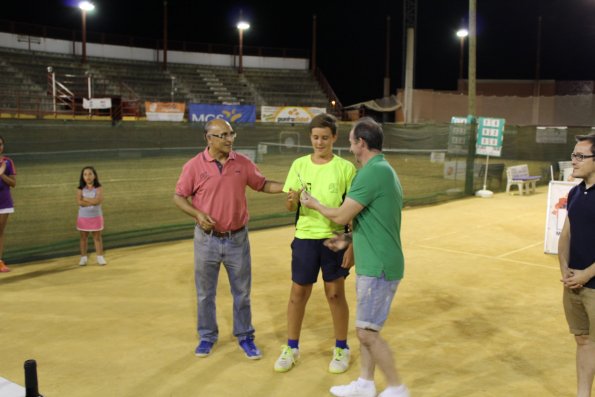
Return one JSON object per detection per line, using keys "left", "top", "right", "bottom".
{"left": 570, "top": 152, "right": 595, "bottom": 162}
{"left": 208, "top": 132, "right": 237, "bottom": 140}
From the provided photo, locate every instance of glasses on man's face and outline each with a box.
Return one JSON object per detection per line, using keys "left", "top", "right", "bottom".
{"left": 208, "top": 132, "right": 237, "bottom": 141}
{"left": 570, "top": 152, "right": 595, "bottom": 162}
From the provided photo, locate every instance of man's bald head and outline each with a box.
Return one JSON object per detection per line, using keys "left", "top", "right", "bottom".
{"left": 204, "top": 119, "right": 233, "bottom": 135}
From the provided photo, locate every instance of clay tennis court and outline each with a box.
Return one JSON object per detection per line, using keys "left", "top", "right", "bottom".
{"left": 1, "top": 186, "right": 572, "bottom": 396}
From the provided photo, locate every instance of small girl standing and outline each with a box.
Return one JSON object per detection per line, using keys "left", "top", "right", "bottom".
{"left": 0, "top": 136, "right": 16, "bottom": 273}
{"left": 76, "top": 166, "right": 106, "bottom": 266}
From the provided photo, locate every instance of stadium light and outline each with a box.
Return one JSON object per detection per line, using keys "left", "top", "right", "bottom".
{"left": 456, "top": 28, "right": 468, "bottom": 83}
{"left": 78, "top": 1, "right": 95, "bottom": 64}
{"left": 237, "top": 19, "right": 250, "bottom": 74}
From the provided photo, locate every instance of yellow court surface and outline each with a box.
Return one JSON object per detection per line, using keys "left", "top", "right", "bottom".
{"left": 1, "top": 186, "right": 574, "bottom": 397}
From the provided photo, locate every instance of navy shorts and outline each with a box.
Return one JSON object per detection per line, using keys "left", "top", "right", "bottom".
{"left": 291, "top": 238, "right": 349, "bottom": 285}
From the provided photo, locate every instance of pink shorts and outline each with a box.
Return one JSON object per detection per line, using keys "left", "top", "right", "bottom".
{"left": 77, "top": 216, "right": 104, "bottom": 232}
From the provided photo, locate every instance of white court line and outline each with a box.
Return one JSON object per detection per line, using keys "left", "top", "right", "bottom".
{"left": 414, "top": 243, "right": 556, "bottom": 270}
{"left": 496, "top": 241, "right": 543, "bottom": 258}
{"left": 409, "top": 212, "right": 540, "bottom": 244}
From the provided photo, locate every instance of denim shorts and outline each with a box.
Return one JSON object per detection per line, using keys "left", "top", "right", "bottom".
{"left": 355, "top": 274, "right": 400, "bottom": 331}
{"left": 291, "top": 238, "right": 349, "bottom": 285}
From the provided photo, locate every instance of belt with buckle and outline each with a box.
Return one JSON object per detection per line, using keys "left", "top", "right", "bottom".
{"left": 202, "top": 226, "right": 245, "bottom": 238}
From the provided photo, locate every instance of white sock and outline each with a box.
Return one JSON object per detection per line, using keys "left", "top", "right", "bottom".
{"left": 356, "top": 378, "right": 375, "bottom": 389}
{"left": 382, "top": 385, "right": 408, "bottom": 396}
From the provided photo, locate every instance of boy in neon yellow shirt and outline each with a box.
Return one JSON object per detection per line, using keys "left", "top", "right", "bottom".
{"left": 274, "top": 113, "right": 356, "bottom": 374}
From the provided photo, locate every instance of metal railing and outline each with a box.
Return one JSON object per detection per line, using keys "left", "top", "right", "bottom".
{"left": 0, "top": 91, "right": 142, "bottom": 120}
{"left": 314, "top": 67, "right": 343, "bottom": 118}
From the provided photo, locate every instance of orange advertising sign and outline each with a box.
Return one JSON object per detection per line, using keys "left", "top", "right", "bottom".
{"left": 145, "top": 102, "right": 185, "bottom": 121}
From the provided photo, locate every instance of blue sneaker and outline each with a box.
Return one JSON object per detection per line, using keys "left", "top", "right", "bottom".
{"left": 195, "top": 341, "right": 214, "bottom": 357}
{"left": 239, "top": 338, "right": 262, "bottom": 360}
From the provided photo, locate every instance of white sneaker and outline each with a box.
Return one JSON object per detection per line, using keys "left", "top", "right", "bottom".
{"left": 274, "top": 345, "right": 299, "bottom": 372}
{"left": 78, "top": 256, "right": 88, "bottom": 266}
{"left": 329, "top": 347, "right": 350, "bottom": 373}
{"left": 330, "top": 380, "right": 376, "bottom": 397}
{"left": 96, "top": 255, "right": 107, "bottom": 266}
{"left": 378, "top": 385, "right": 410, "bottom": 397}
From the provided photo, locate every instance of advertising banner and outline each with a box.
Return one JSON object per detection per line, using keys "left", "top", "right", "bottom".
{"left": 544, "top": 180, "right": 580, "bottom": 254}
{"left": 261, "top": 106, "right": 326, "bottom": 123}
{"left": 83, "top": 98, "right": 112, "bottom": 110}
{"left": 145, "top": 102, "right": 185, "bottom": 122}
{"left": 536, "top": 126, "right": 568, "bottom": 144}
{"left": 188, "top": 104, "right": 256, "bottom": 123}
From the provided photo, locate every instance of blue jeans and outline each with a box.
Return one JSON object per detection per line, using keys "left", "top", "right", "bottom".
{"left": 193, "top": 225, "right": 254, "bottom": 343}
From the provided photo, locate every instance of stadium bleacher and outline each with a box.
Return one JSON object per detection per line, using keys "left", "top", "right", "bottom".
{"left": 0, "top": 47, "right": 330, "bottom": 119}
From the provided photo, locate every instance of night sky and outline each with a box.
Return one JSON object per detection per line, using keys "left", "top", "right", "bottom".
{"left": 3, "top": 0, "right": 595, "bottom": 106}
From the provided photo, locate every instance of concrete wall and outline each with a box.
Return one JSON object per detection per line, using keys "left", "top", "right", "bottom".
{"left": 405, "top": 88, "right": 594, "bottom": 126}
{"left": 0, "top": 32, "right": 308, "bottom": 70}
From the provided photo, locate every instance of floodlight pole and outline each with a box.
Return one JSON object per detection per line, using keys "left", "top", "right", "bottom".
{"left": 78, "top": 1, "right": 95, "bottom": 64}
{"left": 163, "top": 0, "right": 168, "bottom": 71}
{"left": 237, "top": 11, "right": 250, "bottom": 74}
{"left": 532, "top": 15, "right": 542, "bottom": 124}
{"left": 464, "top": 0, "right": 477, "bottom": 195}
{"left": 468, "top": 1, "right": 476, "bottom": 119}
{"left": 456, "top": 26, "right": 468, "bottom": 87}
{"left": 81, "top": 9, "right": 88, "bottom": 63}
{"left": 311, "top": 14, "right": 317, "bottom": 72}
{"left": 384, "top": 15, "right": 391, "bottom": 98}
{"left": 238, "top": 27, "right": 244, "bottom": 74}
{"left": 402, "top": 0, "right": 417, "bottom": 123}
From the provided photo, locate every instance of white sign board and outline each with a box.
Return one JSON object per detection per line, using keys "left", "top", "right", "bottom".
{"left": 430, "top": 152, "right": 446, "bottom": 163}
{"left": 536, "top": 126, "right": 568, "bottom": 144}
{"left": 82, "top": 98, "right": 112, "bottom": 110}
{"left": 544, "top": 181, "right": 580, "bottom": 254}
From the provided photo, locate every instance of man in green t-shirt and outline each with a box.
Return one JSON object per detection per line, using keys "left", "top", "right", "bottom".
{"left": 274, "top": 113, "right": 356, "bottom": 374}
{"left": 300, "top": 117, "right": 409, "bottom": 397}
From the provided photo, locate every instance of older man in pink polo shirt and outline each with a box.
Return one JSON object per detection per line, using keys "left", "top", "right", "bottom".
{"left": 174, "top": 118, "right": 283, "bottom": 360}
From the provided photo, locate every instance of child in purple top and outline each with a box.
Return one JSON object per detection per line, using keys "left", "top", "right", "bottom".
{"left": 76, "top": 166, "right": 106, "bottom": 266}
{"left": 0, "top": 136, "right": 16, "bottom": 273}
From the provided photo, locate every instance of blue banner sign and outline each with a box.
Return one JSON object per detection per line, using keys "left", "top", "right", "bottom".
{"left": 189, "top": 104, "right": 256, "bottom": 123}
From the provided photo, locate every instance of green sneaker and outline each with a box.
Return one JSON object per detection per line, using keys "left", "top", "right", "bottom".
{"left": 329, "top": 347, "right": 350, "bottom": 374}
{"left": 274, "top": 345, "right": 299, "bottom": 372}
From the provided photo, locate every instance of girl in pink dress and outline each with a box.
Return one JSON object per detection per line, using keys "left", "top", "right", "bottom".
{"left": 0, "top": 136, "right": 16, "bottom": 273}
{"left": 76, "top": 166, "right": 106, "bottom": 266}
